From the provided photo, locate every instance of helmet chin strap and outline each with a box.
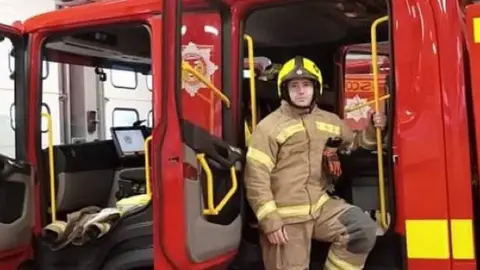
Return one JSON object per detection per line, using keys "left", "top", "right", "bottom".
{"left": 288, "top": 100, "right": 314, "bottom": 111}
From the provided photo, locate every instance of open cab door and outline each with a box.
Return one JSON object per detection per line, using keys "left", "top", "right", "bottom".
{"left": 158, "top": 0, "right": 243, "bottom": 269}
{"left": 465, "top": 4, "right": 480, "bottom": 261}
{"left": 0, "top": 23, "right": 35, "bottom": 270}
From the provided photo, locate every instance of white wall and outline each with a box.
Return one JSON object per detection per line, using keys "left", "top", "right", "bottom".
{"left": 0, "top": 0, "right": 55, "bottom": 158}
{"left": 0, "top": 0, "right": 55, "bottom": 24}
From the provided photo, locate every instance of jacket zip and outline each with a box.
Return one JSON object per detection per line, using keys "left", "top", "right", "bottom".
{"left": 302, "top": 117, "right": 313, "bottom": 217}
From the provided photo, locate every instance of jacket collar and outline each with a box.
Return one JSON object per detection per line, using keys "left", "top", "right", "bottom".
{"left": 280, "top": 100, "right": 319, "bottom": 118}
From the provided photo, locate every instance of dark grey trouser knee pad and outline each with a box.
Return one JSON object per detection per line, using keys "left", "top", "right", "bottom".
{"left": 338, "top": 206, "right": 377, "bottom": 254}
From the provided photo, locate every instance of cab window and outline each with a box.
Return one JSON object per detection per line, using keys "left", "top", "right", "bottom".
{"left": 112, "top": 107, "right": 140, "bottom": 127}
{"left": 111, "top": 68, "right": 137, "bottom": 89}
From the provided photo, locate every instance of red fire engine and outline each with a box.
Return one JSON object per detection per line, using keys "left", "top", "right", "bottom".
{"left": 0, "top": 0, "right": 478, "bottom": 269}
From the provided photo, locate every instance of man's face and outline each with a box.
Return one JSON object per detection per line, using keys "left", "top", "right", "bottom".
{"left": 287, "top": 78, "right": 314, "bottom": 107}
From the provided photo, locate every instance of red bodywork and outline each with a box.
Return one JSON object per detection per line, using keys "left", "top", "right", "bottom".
{"left": 0, "top": 0, "right": 476, "bottom": 269}
{"left": 392, "top": 0, "right": 474, "bottom": 269}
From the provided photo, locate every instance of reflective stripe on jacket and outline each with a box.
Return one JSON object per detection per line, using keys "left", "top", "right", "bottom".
{"left": 244, "top": 101, "right": 377, "bottom": 233}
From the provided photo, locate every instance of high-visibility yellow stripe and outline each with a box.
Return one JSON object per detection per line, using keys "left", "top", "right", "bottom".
{"left": 276, "top": 122, "right": 305, "bottom": 144}
{"left": 256, "top": 195, "right": 330, "bottom": 221}
{"left": 451, "top": 219, "right": 475, "bottom": 260}
{"left": 256, "top": 201, "right": 277, "bottom": 221}
{"left": 405, "top": 219, "right": 449, "bottom": 259}
{"left": 474, "top": 17, "right": 480, "bottom": 43}
{"left": 325, "top": 249, "right": 362, "bottom": 270}
{"left": 316, "top": 121, "right": 341, "bottom": 136}
{"left": 277, "top": 194, "right": 329, "bottom": 218}
{"left": 246, "top": 147, "right": 274, "bottom": 171}
{"left": 324, "top": 260, "right": 340, "bottom": 270}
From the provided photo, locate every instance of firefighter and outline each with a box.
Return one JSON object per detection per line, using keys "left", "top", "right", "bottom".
{"left": 244, "top": 56, "right": 386, "bottom": 270}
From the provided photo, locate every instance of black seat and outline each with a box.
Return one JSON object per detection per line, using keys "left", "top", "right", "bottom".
{"left": 337, "top": 148, "right": 390, "bottom": 211}
{"left": 43, "top": 140, "right": 119, "bottom": 213}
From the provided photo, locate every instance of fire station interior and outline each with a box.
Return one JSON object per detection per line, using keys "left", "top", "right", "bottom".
{"left": 34, "top": 24, "right": 156, "bottom": 269}
{"left": 234, "top": 1, "right": 398, "bottom": 269}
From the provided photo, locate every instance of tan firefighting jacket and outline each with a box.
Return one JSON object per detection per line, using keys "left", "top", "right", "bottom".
{"left": 244, "top": 101, "right": 378, "bottom": 233}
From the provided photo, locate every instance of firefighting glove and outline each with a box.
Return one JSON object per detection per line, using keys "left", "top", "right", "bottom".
{"left": 323, "top": 137, "right": 343, "bottom": 193}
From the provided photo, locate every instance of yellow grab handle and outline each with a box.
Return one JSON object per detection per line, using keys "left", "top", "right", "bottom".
{"left": 217, "top": 166, "right": 238, "bottom": 213}
{"left": 42, "top": 112, "right": 56, "bottom": 222}
{"left": 197, "top": 154, "right": 215, "bottom": 213}
{"left": 181, "top": 62, "right": 231, "bottom": 108}
{"left": 244, "top": 34, "right": 257, "bottom": 130}
{"left": 144, "top": 136, "right": 152, "bottom": 197}
{"left": 196, "top": 153, "right": 238, "bottom": 215}
{"left": 371, "top": 15, "right": 389, "bottom": 229}
{"left": 344, "top": 94, "right": 390, "bottom": 113}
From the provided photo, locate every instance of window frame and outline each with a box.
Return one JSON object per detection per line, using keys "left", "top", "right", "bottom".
{"left": 146, "top": 73, "right": 152, "bottom": 91}
{"left": 9, "top": 48, "right": 50, "bottom": 80}
{"left": 147, "top": 110, "right": 153, "bottom": 127}
{"left": 110, "top": 66, "right": 138, "bottom": 90}
{"left": 112, "top": 107, "right": 140, "bottom": 127}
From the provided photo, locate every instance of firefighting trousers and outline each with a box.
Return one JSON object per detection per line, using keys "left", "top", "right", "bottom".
{"left": 259, "top": 197, "right": 377, "bottom": 270}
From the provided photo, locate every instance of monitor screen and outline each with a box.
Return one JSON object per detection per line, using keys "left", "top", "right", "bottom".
{"left": 112, "top": 128, "right": 146, "bottom": 156}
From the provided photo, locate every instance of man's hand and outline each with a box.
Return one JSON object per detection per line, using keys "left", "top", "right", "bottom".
{"left": 372, "top": 112, "right": 387, "bottom": 130}
{"left": 266, "top": 227, "right": 289, "bottom": 245}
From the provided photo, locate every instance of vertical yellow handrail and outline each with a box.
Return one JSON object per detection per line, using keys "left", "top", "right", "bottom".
{"left": 371, "top": 15, "right": 389, "bottom": 229}
{"left": 215, "top": 166, "right": 238, "bottom": 212}
{"left": 244, "top": 34, "right": 257, "bottom": 130}
{"left": 42, "top": 112, "right": 56, "bottom": 222}
{"left": 144, "top": 136, "right": 152, "bottom": 197}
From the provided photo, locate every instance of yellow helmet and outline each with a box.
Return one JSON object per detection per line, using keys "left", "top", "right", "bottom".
{"left": 277, "top": 56, "right": 323, "bottom": 100}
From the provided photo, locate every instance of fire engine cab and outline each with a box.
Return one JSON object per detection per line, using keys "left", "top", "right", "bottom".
{"left": 0, "top": 0, "right": 479, "bottom": 269}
